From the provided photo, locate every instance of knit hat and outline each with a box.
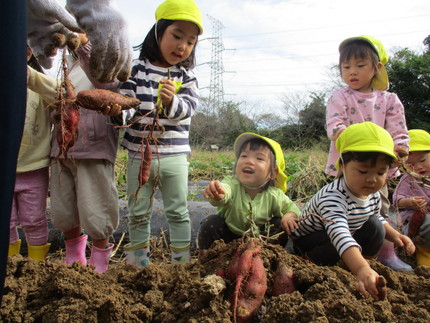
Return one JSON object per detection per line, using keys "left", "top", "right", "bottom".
{"left": 234, "top": 133, "right": 287, "bottom": 193}
{"left": 339, "top": 35, "right": 389, "bottom": 91}
{"left": 408, "top": 129, "right": 430, "bottom": 152}
{"left": 335, "top": 122, "right": 397, "bottom": 169}
{"left": 155, "top": 0, "right": 203, "bottom": 35}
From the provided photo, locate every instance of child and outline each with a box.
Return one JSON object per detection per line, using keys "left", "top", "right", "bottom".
{"left": 393, "top": 129, "right": 430, "bottom": 266}
{"left": 118, "top": 0, "right": 203, "bottom": 267}
{"left": 197, "top": 133, "right": 301, "bottom": 251}
{"left": 325, "top": 35, "right": 411, "bottom": 271}
{"left": 49, "top": 33, "right": 121, "bottom": 273}
{"left": 8, "top": 47, "right": 58, "bottom": 261}
{"left": 293, "top": 122, "right": 415, "bottom": 300}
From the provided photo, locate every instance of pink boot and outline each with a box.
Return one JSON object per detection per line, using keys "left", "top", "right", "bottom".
{"left": 89, "top": 243, "right": 114, "bottom": 274}
{"left": 377, "top": 240, "right": 413, "bottom": 272}
{"left": 65, "top": 234, "right": 88, "bottom": 266}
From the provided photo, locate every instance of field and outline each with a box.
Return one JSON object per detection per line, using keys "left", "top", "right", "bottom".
{"left": 2, "top": 146, "right": 430, "bottom": 322}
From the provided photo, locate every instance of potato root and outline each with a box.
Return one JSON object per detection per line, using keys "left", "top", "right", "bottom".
{"left": 226, "top": 239, "right": 267, "bottom": 323}
{"left": 76, "top": 89, "right": 140, "bottom": 112}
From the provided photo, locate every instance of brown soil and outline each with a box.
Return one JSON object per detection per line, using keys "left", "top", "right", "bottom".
{"left": 1, "top": 238, "right": 430, "bottom": 323}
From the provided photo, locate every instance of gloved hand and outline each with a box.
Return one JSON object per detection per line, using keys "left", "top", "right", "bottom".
{"left": 27, "top": 0, "right": 82, "bottom": 69}
{"left": 66, "top": 0, "right": 132, "bottom": 82}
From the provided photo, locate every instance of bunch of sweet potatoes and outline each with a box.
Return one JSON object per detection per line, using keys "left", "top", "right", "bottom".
{"left": 220, "top": 239, "right": 296, "bottom": 323}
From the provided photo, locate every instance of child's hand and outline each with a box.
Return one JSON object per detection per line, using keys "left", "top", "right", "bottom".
{"left": 393, "top": 234, "right": 416, "bottom": 255}
{"left": 404, "top": 196, "right": 427, "bottom": 211}
{"left": 203, "top": 180, "right": 225, "bottom": 201}
{"left": 281, "top": 212, "right": 299, "bottom": 235}
{"left": 99, "top": 103, "right": 122, "bottom": 116}
{"left": 355, "top": 267, "right": 385, "bottom": 300}
{"left": 159, "top": 79, "right": 176, "bottom": 109}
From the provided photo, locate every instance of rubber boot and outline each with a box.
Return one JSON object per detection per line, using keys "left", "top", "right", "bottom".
{"left": 124, "top": 242, "right": 150, "bottom": 267}
{"left": 8, "top": 239, "right": 22, "bottom": 257}
{"left": 65, "top": 234, "right": 88, "bottom": 266}
{"left": 28, "top": 243, "right": 51, "bottom": 261}
{"left": 416, "top": 246, "right": 430, "bottom": 267}
{"left": 171, "top": 244, "right": 190, "bottom": 264}
{"left": 89, "top": 243, "right": 114, "bottom": 274}
{"left": 377, "top": 240, "right": 413, "bottom": 272}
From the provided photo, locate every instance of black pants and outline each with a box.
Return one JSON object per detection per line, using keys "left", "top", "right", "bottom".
{"left": 293, "top": 215, "right": 385, "bottom": 266}
{"left": 0, "top": 2, "right": 27, "bottom": 304}
{"left": 197, "top": 214, "right": 288, "bottom": 249}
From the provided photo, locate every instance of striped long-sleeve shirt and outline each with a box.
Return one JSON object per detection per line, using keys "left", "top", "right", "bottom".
{"left": 292, "top": 177, "right": 387, "bottom": 256}
{"left": 120, "top": 58, "right": 199, "bottom": 157}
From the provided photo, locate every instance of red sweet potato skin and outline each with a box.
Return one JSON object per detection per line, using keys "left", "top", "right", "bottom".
{"left": 76, "top": 89, "right": 140, "bottom": 111}
{"left": 271, "top": 263, "right": 295, "bottom": 296}
{"left": 225, "top": 240, "right": 267, "bottom": 323}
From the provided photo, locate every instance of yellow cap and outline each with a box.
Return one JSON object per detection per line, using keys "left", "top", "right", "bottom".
{"left": 408, "top": 129, "right": 430, "bottom": 152}
{"left": 155, "top": 0, "right": 203, "bottom": 35}
{"left": 234, "top": 132, "right": 287, "bottom": 193}
{"left": 339, "top": 35, "right": 389, "bottom": 91}
{"left": 335, "top": 122, "right": 397, "bottom": 169}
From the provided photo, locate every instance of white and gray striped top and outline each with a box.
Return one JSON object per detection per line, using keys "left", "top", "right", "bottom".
{"left": 120, "top": 58, "right": 199, "bottom": 158}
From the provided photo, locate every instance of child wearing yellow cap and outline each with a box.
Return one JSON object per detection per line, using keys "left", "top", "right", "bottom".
{"left": 393, "top": 129, "right": 430, "bottom": 266}
{"left": 197, "top": 133, "right": 300, "bottom": 251}
{"left": 325, "top": 35, "right": 411, "bottom": 271}
{"left": 118, "top": 0, "right": 203, "bottom": 267}
{"left": 292, "top": 123, "right": 415, "bottom": 301}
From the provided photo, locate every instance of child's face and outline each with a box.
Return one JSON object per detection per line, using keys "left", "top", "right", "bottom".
{"left": 342, "top": 154, "right": 389, "bottom": 199}
{"left": 235, "top": 144, "right": 273, "bottom": 191}
{"left": 406, "top": 151, "right": 430, "bottom": 176}
{"left": 158, "top": 20, "right": 198, "bottom": 67}
{"left": 340, "top": 56, "right": 380, "bottom": 93}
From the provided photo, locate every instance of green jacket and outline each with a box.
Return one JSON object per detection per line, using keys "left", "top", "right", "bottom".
{"left": 208, "top": 176, "right": 300, "bottom": 236}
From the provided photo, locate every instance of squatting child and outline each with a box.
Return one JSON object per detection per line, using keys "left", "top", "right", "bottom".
{"left": 393, "top": 129, "right": 430, "bottom": 266}
{"left": 292, "top": 122, "right": 415, "bottom": 300}
{"left": 197, "top": 133, "right": 301, "bottom": 251}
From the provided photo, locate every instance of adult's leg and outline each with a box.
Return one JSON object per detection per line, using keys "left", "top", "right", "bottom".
{"left": 0, "top": 2, "right": 27, "bottom": 304}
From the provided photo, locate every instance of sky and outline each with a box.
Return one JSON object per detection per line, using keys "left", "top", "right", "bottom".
{"left": 55, "top": 0, "right": 430, "bottom": 114}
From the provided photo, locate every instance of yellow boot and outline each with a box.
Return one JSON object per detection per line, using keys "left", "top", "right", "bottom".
{"left": 28, "top": 243, "right": 51, "bottom": 261}
{"left": 416, "top": 246, "right": 430, "bottom": 267}
{"left": 8, "top": 240, "right": 22, "bottom": 256}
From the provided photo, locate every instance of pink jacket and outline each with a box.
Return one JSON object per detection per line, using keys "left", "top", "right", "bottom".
{"left": 325, "top": 87, "right": 409, "bottom": 177}
{"left": 393, "top": 173, "right": 430, "bottom": 225}
{"left": 50, "top": 43, "right": 121, "bottom": 164}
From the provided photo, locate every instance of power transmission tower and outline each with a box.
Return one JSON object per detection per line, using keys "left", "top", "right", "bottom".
{"left": 207, "top": 15, "right": 225, "bottom": 112}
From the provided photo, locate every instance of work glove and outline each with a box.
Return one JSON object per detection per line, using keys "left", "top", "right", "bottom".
{"left": 27, "top": 0, "right": 82, "bottom": 69}
{"left": 66, "top": 0, "right": 132, "bottom": 82}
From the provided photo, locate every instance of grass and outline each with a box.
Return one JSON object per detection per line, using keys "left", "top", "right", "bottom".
{"left": 114, "top": 146, "right": 330, "bottom": 204}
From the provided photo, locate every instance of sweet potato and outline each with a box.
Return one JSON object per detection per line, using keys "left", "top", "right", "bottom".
{"left": 134, "top": 138, "right": 152, "bottom": 198}
{"left": 55, "top": 71, "right": 80, "bottom": 159}
{"left": 271, "top": 263, "right": 295, "bottom": 296}
{"left": 408, "top": 210, "right": 426, "bottom": 239}
{"left": 376, "top": 276, "right": 387, "bottom": 300}
{"left": 76, "top": 89, "right": 140, "bottom": 112}
{"left": 226, "top": 240, "right": 267, "bottom": 323}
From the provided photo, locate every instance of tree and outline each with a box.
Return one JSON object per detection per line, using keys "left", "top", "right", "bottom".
{"left": 386, "top": 45, "right": 430, "bottom": 131}
{"left": 298, "top": 92, "right": 327, "bottom": 140}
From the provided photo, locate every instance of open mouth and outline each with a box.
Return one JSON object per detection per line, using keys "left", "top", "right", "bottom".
{"left": 242, "top": 168, "right": 254, "bottom": 174}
